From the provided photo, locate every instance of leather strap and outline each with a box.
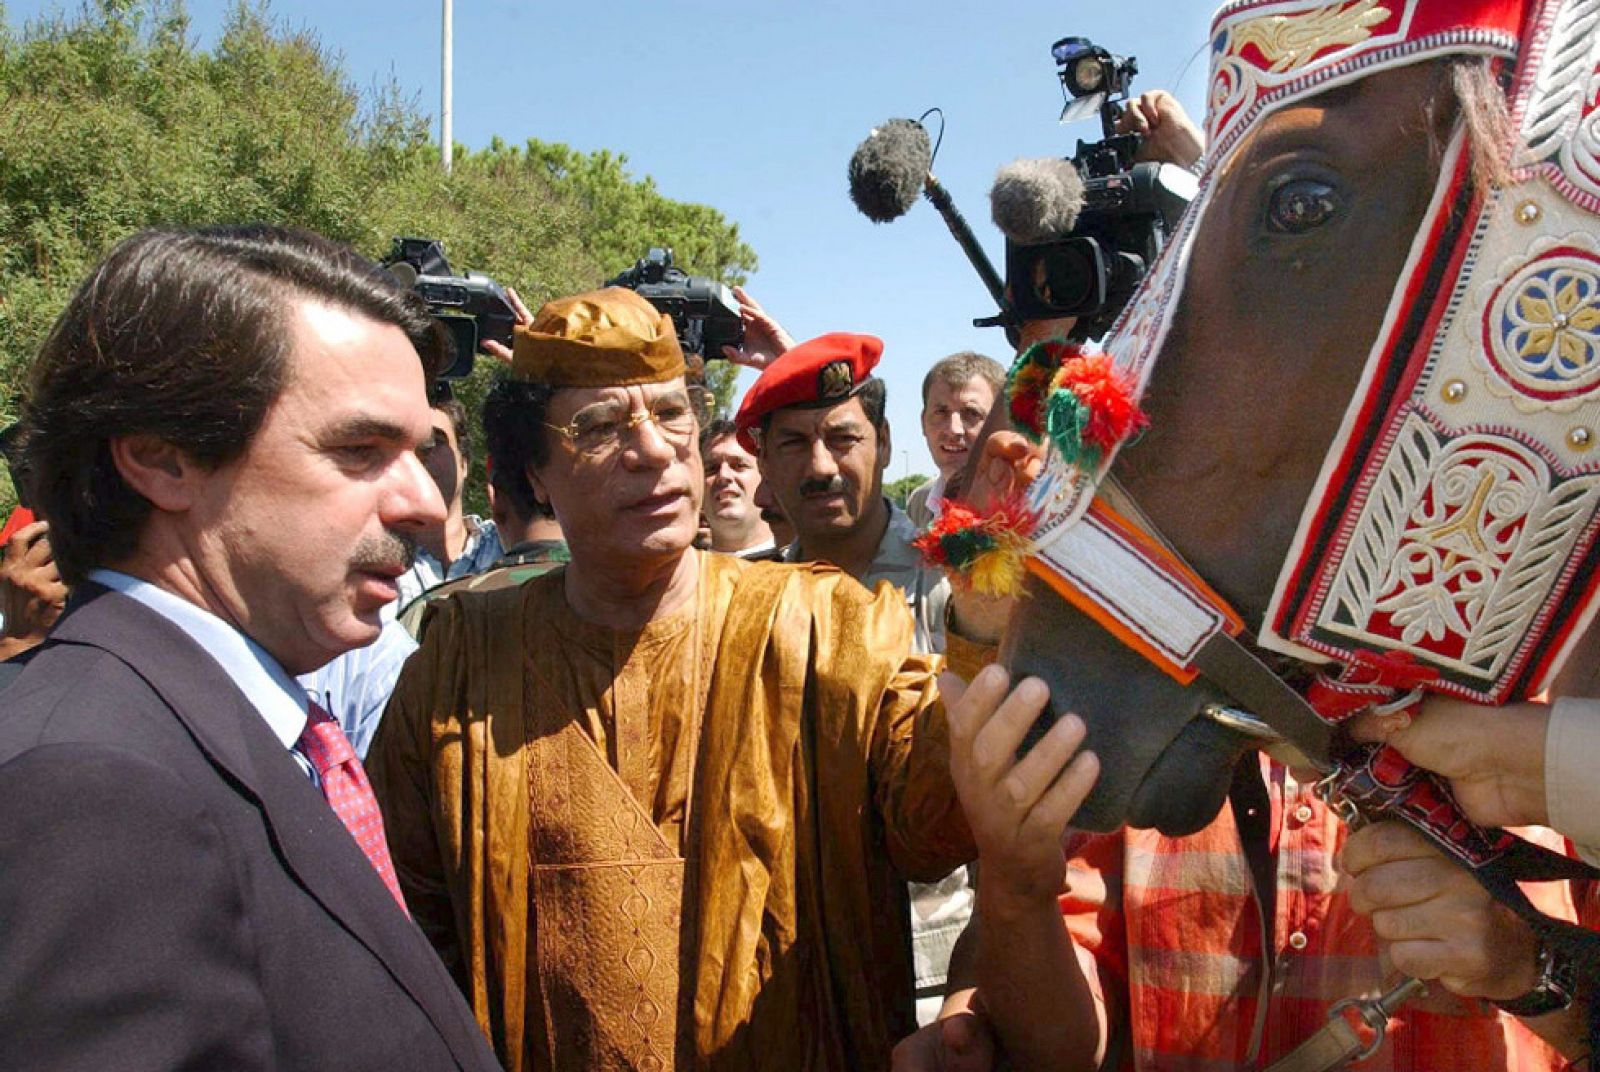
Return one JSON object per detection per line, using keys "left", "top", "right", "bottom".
{"left": 1262, "top": 979, "right": 1428, "bottom": 1072}
{"left": 1261, "top": 1015, "right": 1368, "bottom": 1072}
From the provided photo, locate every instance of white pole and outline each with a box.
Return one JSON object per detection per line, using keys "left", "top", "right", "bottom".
{"left": 441, "top": 0, "right": 453, "bottom": 175}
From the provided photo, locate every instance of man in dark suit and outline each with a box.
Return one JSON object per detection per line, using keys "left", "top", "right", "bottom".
{"left": 0, "top": 226, "right": 502, "bottom": 1070}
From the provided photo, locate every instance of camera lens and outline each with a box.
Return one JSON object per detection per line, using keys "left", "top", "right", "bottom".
{"left": 1070, "top": 58, "right": 1105, "bottom": 94}
{"left": 1040, "top": 239, "right": 1105, "bottom": 315}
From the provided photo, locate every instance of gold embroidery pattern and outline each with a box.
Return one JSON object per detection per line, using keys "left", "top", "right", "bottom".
{"left": 1226, "top": 0, "right": 1393, "bottom": 74}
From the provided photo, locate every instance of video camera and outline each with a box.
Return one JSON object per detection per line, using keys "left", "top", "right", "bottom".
{"left": 382, "top": 237, "right": 518, "bottom": 379}
{"left": 607, "top": 248, "right": 744, "bottom": 359}
{"left": 1005, "top": 37, "right": 1196, "bottom": 340}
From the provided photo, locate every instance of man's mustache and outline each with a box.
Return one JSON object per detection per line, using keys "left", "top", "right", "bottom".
{"left": 799, "top": 475, "right": 849, "bottom": 498}
{"left": 350, "top": 530, "right": 417, "bottom": 574}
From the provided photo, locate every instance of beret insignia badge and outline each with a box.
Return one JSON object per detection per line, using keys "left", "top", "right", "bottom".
{"left": 818, "top": 360, "right": 854, "bottom": 399}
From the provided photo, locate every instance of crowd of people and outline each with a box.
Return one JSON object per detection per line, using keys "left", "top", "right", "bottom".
{"left": 0, "top": 57, "right": 1596, "bottom": 1072}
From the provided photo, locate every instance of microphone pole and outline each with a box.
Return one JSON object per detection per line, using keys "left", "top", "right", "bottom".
{"left": 921, "top": 174, "right": 1018, "bottom": 341}
{"left": 928, "top": 174, "right": 1011, "bottom": 331}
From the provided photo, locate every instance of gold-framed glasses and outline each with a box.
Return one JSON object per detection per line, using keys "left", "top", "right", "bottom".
{"left": 545, "top": 390, "right": 699, "bottom": 456}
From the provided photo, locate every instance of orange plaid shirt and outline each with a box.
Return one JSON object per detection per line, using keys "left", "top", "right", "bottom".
{"left": 1060, "top": 756, "right": 1594, "bottom": 1071}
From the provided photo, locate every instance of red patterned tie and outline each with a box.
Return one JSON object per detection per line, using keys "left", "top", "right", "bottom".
{"left": 296, "top": 704, "right": 408, "bottom": 914}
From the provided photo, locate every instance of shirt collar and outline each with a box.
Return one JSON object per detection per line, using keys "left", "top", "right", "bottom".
{"left": 88, "top": 569, "right": 310, "bottom": 750}
{"left": 780, "top": 499, "right": 915, "bottom": 567}
{"left": 869, "top": 501, "right": 923, "bottom": 573}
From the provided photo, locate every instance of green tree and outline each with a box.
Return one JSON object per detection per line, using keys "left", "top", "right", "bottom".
{"left": 0, "top": 0, "right": 758, "bottom": 517}
{"left": 885, "top": 473, "right": 930, "bottom": 510}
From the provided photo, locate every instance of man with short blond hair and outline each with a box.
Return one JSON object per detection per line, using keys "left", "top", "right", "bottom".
{"left": 907, "top": 351, "right": 1004, "bottom": 528}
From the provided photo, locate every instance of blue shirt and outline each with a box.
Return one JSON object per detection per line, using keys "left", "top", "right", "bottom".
{"left": 392, "top": 515, "right": 502, "bottom": 616}
{"left": 299, "top": 619, "right": 417, "bottom": 760}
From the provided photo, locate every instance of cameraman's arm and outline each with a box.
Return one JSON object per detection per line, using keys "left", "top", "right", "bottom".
{"left": 479, "top": 286, "right": 534, "bottom": 365}
{"left": 1118, "top": 91, "right": 1204, "bottom": 170}
{"left": 721, "top": 286, "right": 795, "bottom": 370}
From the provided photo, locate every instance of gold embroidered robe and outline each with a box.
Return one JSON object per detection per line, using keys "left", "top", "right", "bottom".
{"left": 368, "top": 552, "right": 977, "bottom": 1072}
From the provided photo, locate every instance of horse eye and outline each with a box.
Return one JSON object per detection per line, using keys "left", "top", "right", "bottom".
{"left": 1266, "top": 178, "right": 1341, "bottom": 234}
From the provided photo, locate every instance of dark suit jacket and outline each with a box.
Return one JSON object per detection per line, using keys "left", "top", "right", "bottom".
{"left": 0, "top": 584, "right": 502, "bottom": 1071}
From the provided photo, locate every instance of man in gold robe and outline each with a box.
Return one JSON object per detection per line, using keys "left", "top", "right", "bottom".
{"left": 368, "top": 287, "right": 1019, "bottom": 1072}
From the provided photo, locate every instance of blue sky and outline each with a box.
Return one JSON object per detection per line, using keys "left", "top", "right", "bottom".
{"left": 11, "top": 0, "right": 1216, "bottom": 478}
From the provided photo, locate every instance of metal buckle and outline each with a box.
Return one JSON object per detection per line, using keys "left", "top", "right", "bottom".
{"left": 1313, "top": 768, "right": 1362, "bottom": 827}
{"left": 1327, "top": 977, "right": 1428, "bottom": 1062}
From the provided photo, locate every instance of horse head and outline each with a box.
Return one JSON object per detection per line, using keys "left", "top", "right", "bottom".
{"left": 964, "top": 0, "right": 1600, "bottom": 837}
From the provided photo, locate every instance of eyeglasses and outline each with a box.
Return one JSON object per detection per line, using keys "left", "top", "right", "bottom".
{"left": 545, "top": 391, "right": 699, "bottom": 457}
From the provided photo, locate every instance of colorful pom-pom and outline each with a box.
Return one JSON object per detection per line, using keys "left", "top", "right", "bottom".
{"left": 1004, "top": 340, "right": 1146, "bottom": 475}
{"left": 914, "top": 495, "right": 1037, "bottom": 598}
{"left": 1006, "top": 342, "right": 1065, "bottom": 441}
{"left": 1045, "top": 353, "right": 1149, "bottom": 471}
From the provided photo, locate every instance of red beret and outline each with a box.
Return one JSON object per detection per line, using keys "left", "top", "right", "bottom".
{"left": 733, "top": 332, "right": 883, "bottom": 452}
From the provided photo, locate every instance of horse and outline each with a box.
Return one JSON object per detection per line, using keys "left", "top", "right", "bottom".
{"left": 963, "top": 6, "right": 1600, "bottom": 838}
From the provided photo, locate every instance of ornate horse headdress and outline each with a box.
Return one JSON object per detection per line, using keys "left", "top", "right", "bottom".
{"left": 924, "top": 1, "right": 1600, "bottom": 972}
{"left": 1022, "top": 0, "right": 1600, "bottom": 709}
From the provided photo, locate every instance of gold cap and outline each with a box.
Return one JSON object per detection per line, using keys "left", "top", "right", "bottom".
{"left": 511, "top": 287, "right": 686, "bottom": 388}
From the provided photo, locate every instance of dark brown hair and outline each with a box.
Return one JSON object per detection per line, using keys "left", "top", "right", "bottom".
{"left": 25, "top": 224, "right": 446, "bottom": 584}
{"left": 481, "top": 374, "right": 557, "bottom": 522}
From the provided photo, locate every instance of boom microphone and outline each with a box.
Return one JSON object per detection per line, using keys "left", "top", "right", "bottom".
{"left": 847, "top": 115, "right": 1013, "bottom": 325}
{"left": 990, "top": 157, "right": 1086, "bottom": 245}
{"left": 848, "top": 118, "right": 932, "bottom": 223}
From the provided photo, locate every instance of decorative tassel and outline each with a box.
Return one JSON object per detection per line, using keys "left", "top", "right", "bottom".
{"left": 1046, "top": 353, "right": 1149, "bottom": 472}
{"left": 1006, "top": 341, "right": 1065, "bottom": 440}
{"left": 914, "top": 495, "right": 1037, "bottom": 598}
{"left": 1005, "top": 340, "right": 1147, "bottom": 475}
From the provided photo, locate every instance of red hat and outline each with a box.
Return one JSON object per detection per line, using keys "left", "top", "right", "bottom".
{"left": 733, "top": 332, "right": 883, "bottom": 452}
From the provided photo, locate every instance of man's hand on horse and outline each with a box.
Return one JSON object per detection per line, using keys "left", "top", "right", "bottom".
{"left": 942, "top": 401, "right": 1047, "bottom": 644}
{"left": 1348, "top": 699, "right": 1549, "bottom": 830}
{"left": 1340, "top": 820, "right": 1541, "bottom": 1002}
{"left": 943, "top": 665, "right": 1100, "bottom": 906}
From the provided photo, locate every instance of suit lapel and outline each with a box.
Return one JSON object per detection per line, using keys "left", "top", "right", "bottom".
{"left": 50, "top": 586, "right": 488, "bottom": 1067}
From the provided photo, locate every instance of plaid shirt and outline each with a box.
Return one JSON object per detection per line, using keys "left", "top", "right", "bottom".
{"left": 1061, "top": 756, "right": 1594, "bottom": 1071}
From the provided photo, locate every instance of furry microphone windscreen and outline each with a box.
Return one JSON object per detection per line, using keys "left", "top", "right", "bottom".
{"left": 847, "top": 118, "right": 932, "bottom": 223}
{"left": 990, "top": 157, "right": 1086, "bottom": 245}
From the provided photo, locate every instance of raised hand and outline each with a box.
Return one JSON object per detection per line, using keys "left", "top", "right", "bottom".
{"left": 720, "top": 286, "right": 795, "bottom": 371}
{"left": 0, "top": 520, "right": 67, "bottom": 658}
{"left": 479, "top": 285, "right": 535, "bottom": 365}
